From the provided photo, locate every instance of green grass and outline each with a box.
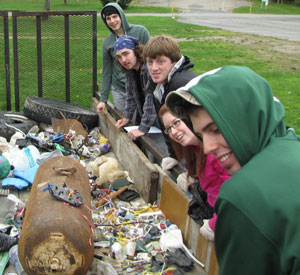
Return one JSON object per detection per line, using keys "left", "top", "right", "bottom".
{"left": 98, "top": 16, "right": 300, "bottom": 132}
{"left": 1, "top": 0, "right": 299, "bottom": 14}
{"left": 234, "top": 0, "right": 300, "bottom": 14}
{"left": 126, "top": 5, "right": 176, "bottom": 13}
{"left": 0, "top": 0, "right": 177, "bottom": 13}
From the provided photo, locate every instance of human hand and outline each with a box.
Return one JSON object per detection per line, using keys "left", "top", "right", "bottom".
{"left": 176, "top": 172, "right": 188, "bottom": 192}
{"left": 128, "top": 129, "right": 145, "bottom": 141}
{"left": 176, "top": 172, "right": 197, "bottom": 192}
{"left": 115, "top": 118, "right": 129, "bottom": 129}
{"left": 161, "top": 157, "right": 178, "bottom": 171}
{"left": 200, "top": 219, "right": 214, "bottom": 241}
{"left": 97, "top": 102, "right": 106, "bottom": 113}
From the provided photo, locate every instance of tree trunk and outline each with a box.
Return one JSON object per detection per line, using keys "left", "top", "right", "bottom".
{"left": 44, "top": 0, "right": 50, "bottom": 11}
{"left": 64, "top": 0, "right": 67, "bottom": 4}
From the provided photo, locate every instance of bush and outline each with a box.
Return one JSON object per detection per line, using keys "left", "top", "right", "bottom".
{"left": 100, "top": 0, "right": 132, "bottom": 10}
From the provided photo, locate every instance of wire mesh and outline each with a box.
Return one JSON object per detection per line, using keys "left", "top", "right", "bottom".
{"left": 0, "top": 13, "right": 8, "bottom": 111}
{"left": 14, "top": 16, "right": 39, "bottom": 111}
{"left": 5, "top": 11, "right": 97, "bottom": 112}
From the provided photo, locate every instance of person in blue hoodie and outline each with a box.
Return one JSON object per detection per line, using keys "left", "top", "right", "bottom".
{"left": 96, "top": 3, "right": 150, "bottom": 114}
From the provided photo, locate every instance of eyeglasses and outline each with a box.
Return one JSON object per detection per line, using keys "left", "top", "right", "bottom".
{"left": 164, "top": 119, "right": 181, "bottom": 135}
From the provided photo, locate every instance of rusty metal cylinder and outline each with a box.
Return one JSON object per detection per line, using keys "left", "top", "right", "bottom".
{"left": 18, "top": 156, "right": 94, "bottom": 275}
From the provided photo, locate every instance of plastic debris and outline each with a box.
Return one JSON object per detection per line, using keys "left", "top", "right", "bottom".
{"left": 0, "top": 122, "right": 201, "bottom": 275}
{"left": 42, "top": 183, "right": 83, "bottom": 207}
{"left": 0, "top": 233, "right": 18, "bottom": 252}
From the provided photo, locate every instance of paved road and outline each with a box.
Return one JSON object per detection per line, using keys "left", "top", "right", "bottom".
{"left": 141, "top": 0, "right": 252, "bottom": 12}
{"left": 132, "top": 0, "right": 300, "bottom": 42}
{"left": 177, "top": 12, "right": 300, "bottom": 42}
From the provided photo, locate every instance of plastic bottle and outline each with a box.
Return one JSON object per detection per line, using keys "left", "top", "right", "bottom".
{"left": 12, "top": 145, "right": 40, "bottom": 171}
{"left": 9, "top": 245, "right": 26, "bottom": 275}
{"left": 126, "top": 241, "right": 136, "bottom": 259}
{"left": 111, "top": 242, "right": 123, "bottom": 261}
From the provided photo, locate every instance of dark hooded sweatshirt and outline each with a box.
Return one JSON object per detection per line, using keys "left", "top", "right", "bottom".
{"left": 100, "top": 3, "right": 150, "bottom": 103}
{"left": 152, "top": 55, "right": 197, "bottom": 157}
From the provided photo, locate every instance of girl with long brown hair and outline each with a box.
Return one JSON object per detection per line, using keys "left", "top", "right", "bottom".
{"left": 159, "top": 104, "right": 230, "bottom": 241}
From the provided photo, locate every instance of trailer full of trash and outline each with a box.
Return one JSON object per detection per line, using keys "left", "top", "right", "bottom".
{"left": 0, "top": 97, "right": 218, "bottom": 275}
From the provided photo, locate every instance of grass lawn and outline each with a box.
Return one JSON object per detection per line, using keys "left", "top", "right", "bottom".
{"left": 99, "top": 16, "right": 300, "bottom": 132}
{"left": 234, "top": 0, "right": 300, "bottom": 14}
{"left": 0, "top": 0, "right": 177, "bottom": 13}
{"left": 0, "top": 0, "right": 300, "bottom": 132}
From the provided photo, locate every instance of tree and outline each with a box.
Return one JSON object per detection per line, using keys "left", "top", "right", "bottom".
{"left": 100, "top": 0, "right": 133, "bottom": 10}
{"left": 44, "top": 0, "right": 50, "bottom": 11}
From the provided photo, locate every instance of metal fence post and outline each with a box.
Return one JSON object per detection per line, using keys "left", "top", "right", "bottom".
{"left": 36, "top": 15, "right": 43, "bottom": 98}
{"left": 12, "top": 13, "right": 20, "bottom": 111}
{"left": 3, "top": 12, "right": 12, "bottom": 111}
{"left": 64, "top": 14, "right": 70, "bottom": 103}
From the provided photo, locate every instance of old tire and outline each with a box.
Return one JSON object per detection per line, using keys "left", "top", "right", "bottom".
{"left": 24, "top": 97, "right": 98, "bottom": 130}
{"left": 0, "top": 112, "right": 38, "bottom": 141}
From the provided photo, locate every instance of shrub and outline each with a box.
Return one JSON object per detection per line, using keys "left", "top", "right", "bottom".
{"left": 100, "top": 0, "right": 132, "bottom": 10}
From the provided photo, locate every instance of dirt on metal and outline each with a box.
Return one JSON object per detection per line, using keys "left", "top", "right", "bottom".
{"left": 18, "top": 156, "right": 94, "bottom": 275}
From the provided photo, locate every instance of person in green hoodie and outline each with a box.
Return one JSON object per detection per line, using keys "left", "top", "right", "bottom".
{"left": 97, "top": 3, "right": 150, "bottom": 114}
{"left": 165, "top": 65, "right": 300, "bottom": 274}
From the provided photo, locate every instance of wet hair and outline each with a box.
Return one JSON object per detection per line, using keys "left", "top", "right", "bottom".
{"left": 115, "top": 43, "right": 144, "bottom": 72}
{"left": 159, "top": 104, "right": 206, "bottom": 178}
{"left": 143, "top": 35, "right": 181, "bottom": 63}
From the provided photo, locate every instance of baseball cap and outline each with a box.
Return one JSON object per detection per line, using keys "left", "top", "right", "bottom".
{"left": 165, "top": 67, "right": 222, "bottom": 118}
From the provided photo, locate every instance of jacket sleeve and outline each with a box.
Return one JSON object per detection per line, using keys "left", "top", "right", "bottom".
{"left": 215, "top": 200, "right": 280, "bottom": 275}
{"left": 199, "top": 154, "right": 230, "bottom": 208}
{"left": 138, "top": 93, "right": 157, "bottom": 133}
{"left": 208, "top": 213, "right": 217, "bottom": 232}
{"left": 152, "top": 98, "right": 176, "bottom": 159}
{"left": 139, "top": 26, "right": 150, "bottom": 45}
{"left": 100, "top": 42, "right": 113, "bottom": 103}
{"left": 124, "top": 74, "right": 136, "bottom": 120}
{"left": 127, "top": 25, "right": 150, "bottom": 46}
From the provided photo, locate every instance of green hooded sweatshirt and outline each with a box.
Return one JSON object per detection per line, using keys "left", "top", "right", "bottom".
{"left": 100, "top": 3, "right": 150, "bottom": 103}
{"left": 166, "top": 66, "right": 300, "bottom": 274}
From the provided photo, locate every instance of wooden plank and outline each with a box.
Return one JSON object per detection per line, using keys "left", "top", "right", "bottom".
{"left": 92, "top": 98, "right": 159, "bottom": 203}
{"left": 105, "top": 100, "right": 184, "bottom": 181}
{"left": 160, "top": 175, "right": 189, "bottom": 236}
{"left": 159, "top": 173, "right": 219, "bottom": 275}
{"left": 208, "top": 245, "right": 219, "bottom": 275}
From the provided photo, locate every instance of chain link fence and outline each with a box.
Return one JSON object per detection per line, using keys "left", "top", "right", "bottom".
{"left": 0, "top": 11, "right": 97, "bottom": 112}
